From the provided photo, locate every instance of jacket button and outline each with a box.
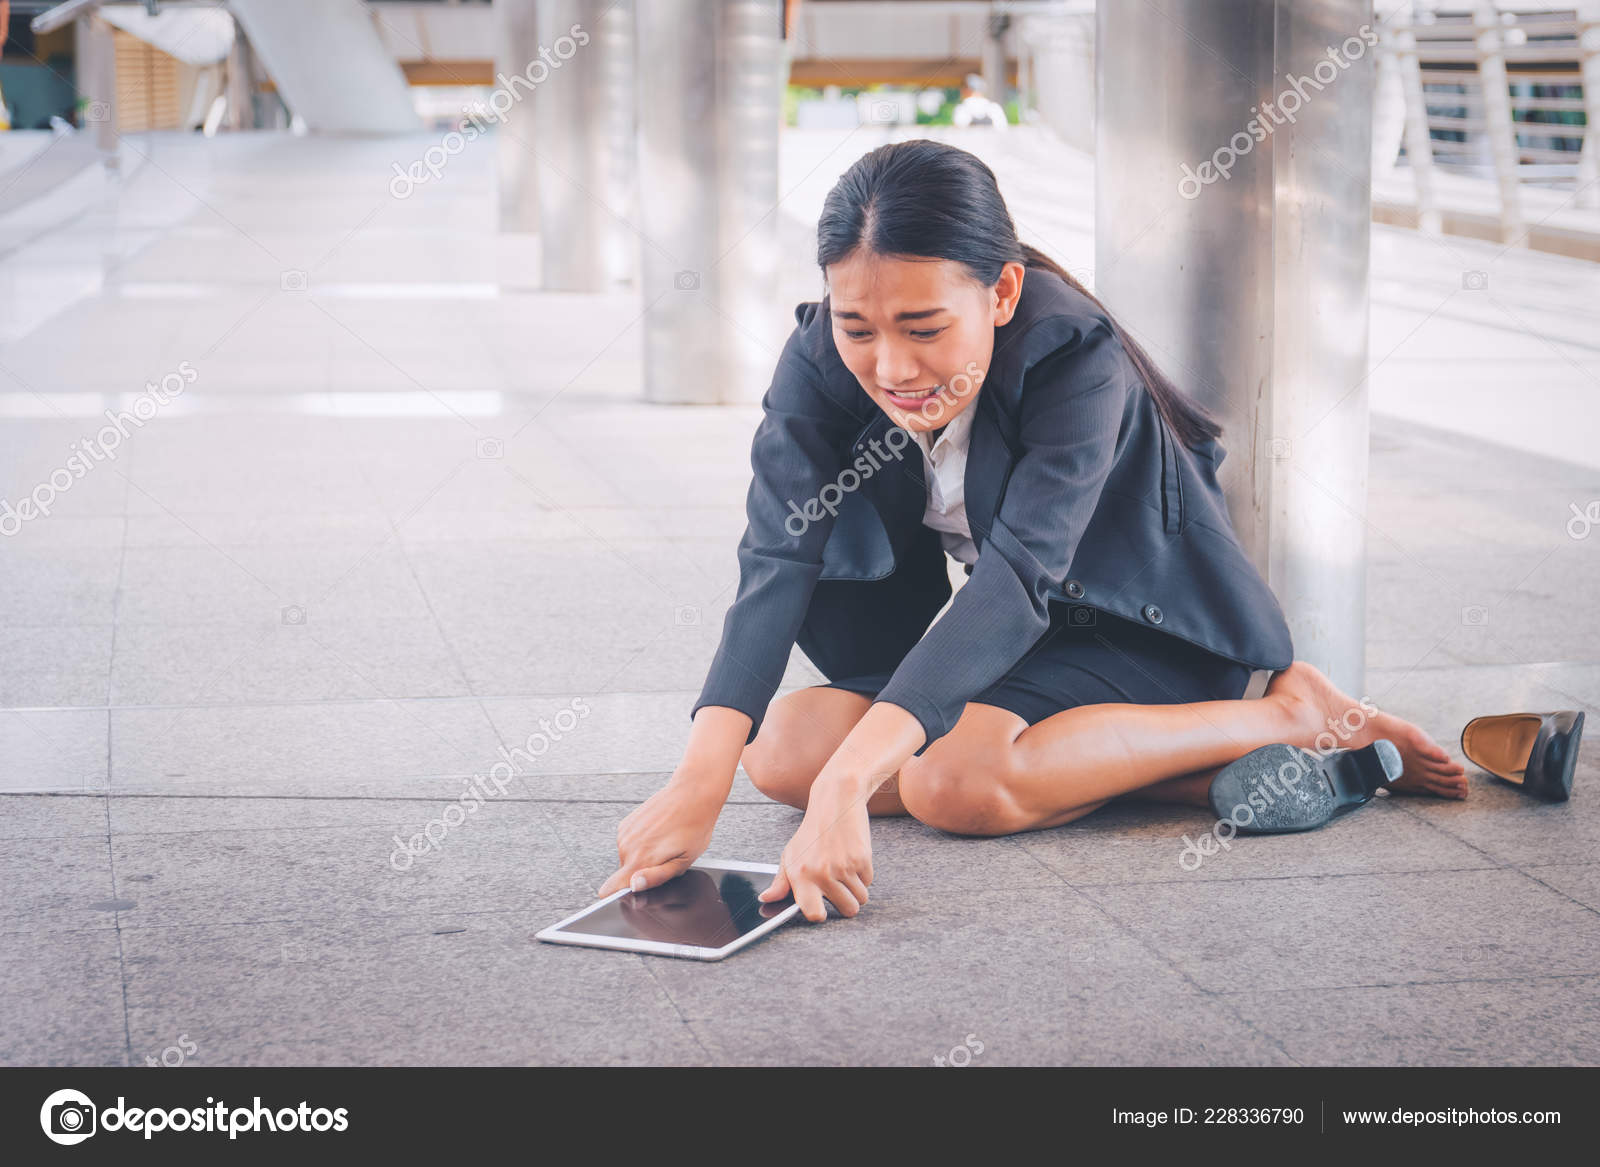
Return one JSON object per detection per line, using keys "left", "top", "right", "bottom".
{"left": 1142, "top": 604, "right": 1163, "bottom": 624}
{"left": 1065, "top": 579, "right": 1084, "bottom": 599}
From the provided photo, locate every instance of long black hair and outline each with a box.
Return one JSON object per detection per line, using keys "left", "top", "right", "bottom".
{"left": 815, "top": 138, "right": 1222, "bottom": 451}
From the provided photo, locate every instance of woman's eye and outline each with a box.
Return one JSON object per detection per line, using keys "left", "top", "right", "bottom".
{"left": 910, "top": 328, "right": 945, "bottom": 340}
{"left": 844, "top": 330, "right": 871, "bottom": 341}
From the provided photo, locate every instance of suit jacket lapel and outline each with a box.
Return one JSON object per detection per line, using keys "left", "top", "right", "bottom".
{"left": 963, "top": 389, "right": 1012, "bottom": 557}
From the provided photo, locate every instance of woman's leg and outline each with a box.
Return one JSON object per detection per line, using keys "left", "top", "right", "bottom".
{"left": 1117, "top": 767, "right": 1221, "bottom": 807}
{"left": 741, "top": 685, "right": 911, "bottom": 816}
{"left": 744, "top": 661, "right": 1468, "bottom": 835}
{"left": 896, "top": 661, "right": 1466, "bottom": 836}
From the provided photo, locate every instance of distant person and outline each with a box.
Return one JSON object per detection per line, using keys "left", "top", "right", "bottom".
{"left": 600, "top": 140, "right": 1467, "bottom": 925}
{"left": 951, "top": 72, "right": 1007, "bottom": 131}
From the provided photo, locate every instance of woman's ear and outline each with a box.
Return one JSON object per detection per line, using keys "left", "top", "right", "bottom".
{"left": 992, "top": 261, "right": 1026, "bottom": 326}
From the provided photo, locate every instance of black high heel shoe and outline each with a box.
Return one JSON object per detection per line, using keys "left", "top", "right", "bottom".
{"left": 1207, "top": 740, "right": 1403, "bottom": 834}
{"left": 1460, "top": 710, "right": 1584, "bottom": 802}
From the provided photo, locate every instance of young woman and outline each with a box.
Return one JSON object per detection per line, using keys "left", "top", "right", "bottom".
{"left": 599, "top": 139, "right": 1466, "bottom": 922}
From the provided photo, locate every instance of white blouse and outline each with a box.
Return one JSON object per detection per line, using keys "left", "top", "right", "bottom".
{"left": 911, "top": 404, "right": 979, "bottom": 566}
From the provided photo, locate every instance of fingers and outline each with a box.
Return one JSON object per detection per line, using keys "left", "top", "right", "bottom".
{"left": 795, "top": 882, "right": 829, "bottom": 923}
{"left": 759, "top": 867, "right": 791, "bottom": 902}
{"left": 597, "top": 869, "right": 627, "bottom": 898}
{"left": 824, "top": 878, "right": 862, "bottom": 918}
{"left": 629, "top": 861, "right": 686, "bottom": 893}
{"left": 840, "top": 872, "right": 870, "bottom": 910}
{"left": 791, "top": 875, "right": 864, "bottom": 921}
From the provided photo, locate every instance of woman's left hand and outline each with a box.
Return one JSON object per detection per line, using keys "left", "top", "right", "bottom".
{"left": 759, "top": 780, "right": 874, "bottom": 923}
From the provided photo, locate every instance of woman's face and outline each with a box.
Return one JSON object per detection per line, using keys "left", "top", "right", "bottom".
{"left": 826, "top": 251, "right": 1025, "bottom": 434}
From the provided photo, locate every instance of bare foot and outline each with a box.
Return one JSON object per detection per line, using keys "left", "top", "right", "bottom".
{"left": 1266, "top": 661, "right": 1469, "bottom": 799}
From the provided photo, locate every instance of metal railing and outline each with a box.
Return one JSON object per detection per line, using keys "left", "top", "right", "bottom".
{"left": 1376, "top": 1, "right": 1600, "bottom": 241}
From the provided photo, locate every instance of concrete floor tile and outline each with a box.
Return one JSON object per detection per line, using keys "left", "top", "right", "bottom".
{"left": 0, "top": 930, "right": 127, "bottom": 1066}
{"left": 114, "top": 544, "right": 432, "bottom": 625}
{"left": 1519, "top": 862, "right": 1600, "bottom": 914}
{"left": 107, "top": 804, "right": 593, "bottom": 929}
{"left": 109, "top": 617, "right": 472, "bottom": 705}
{"left": 0, "top": 835, "right": 116, "bottom": 935}
{"left": 1234, "top": 975, "right": 1600, "bottom": 1066}
{"left": 0, "top": 794, "right": 109, "bottom": 840}
{"left": 119, "top": 911, "right": 704, "bottom": 1066}
{"left": 1019, "top": 796, "right": 1499, "bottom": 887}
{"left": 0, "top": 708, "right": 108, "bottom": 793}
{"left": 0, "top": 625, "right": 114, "bottom": 706}
{"left": 109, "top": 698, "right": 506, "bottom": 795}
{"left": 1083, "top": 868, "right": 1600, "bottom": 994}
{"left": 645, "top": 886, "right": 1294, "bottom": 1066}
{"left": 0, "top": 548, "right": 122, "bottom": 627}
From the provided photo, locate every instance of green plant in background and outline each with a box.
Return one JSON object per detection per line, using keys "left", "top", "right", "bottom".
{"left": 917, "top": 88, "right": 959, "bottom": 125}
{"left": 784, "top": 83, "right": 1016, "bottom": 128}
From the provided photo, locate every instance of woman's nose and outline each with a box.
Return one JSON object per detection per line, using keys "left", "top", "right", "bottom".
{"left": 874, "top": 344, "right": 920, "bottom": 387}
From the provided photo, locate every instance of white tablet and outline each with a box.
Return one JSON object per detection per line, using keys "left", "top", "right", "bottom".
{"left": 537, "top": 859, "right": 802, "bottom": 961}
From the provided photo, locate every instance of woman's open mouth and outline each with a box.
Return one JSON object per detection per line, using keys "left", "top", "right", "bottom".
{"left": 881, "top": 385, "right": 942, "bottom": 410}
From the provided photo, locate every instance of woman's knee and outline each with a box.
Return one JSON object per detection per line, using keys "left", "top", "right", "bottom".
{"left": 742, "top": 707, "right": 820, "bottom": 808}
{"left": 898, "top": 748, "right": 1025, "bottom": 836}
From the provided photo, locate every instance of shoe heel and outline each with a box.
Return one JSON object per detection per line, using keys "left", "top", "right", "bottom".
{"left": 1323, "top": 740, "right": 1402, "bottom": 809}
{"left": 1537, "top": 710, "right": 1583, "bottom": 802}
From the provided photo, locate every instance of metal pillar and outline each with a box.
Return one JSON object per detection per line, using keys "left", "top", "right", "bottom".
{"left": 982, "top": 8, "right": 1009, "bottom": 103}
{"left": 636, "top": 0, "right": 783, "bottom": 404}
{"left": 594, "top": 0, "right": 639, "bottom": 286}
{"left": 495, "top": 0, "right": 541, "bottom": 235}
{"left": 716, "top": 0, "right": 785, "bottom": 399}
{"left": 1096, "top": 0, "right": 1375, "bottom": 693}
{"left": 1473, "top": 1, "right": 1527, "bottom": 244}
{"left": 1575, "top": 0, "right": 1600, "bottom": 210}
{"left": 532, "top": 0, "right": 631, "bottom": 291}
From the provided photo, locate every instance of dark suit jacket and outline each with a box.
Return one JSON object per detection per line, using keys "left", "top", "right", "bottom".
{"left": 693, "top": 266, "right": 1294, "bottom": 750}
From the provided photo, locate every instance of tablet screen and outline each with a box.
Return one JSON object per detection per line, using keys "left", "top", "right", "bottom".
{"left": 556, "top": 867, "right": 794, "bottom": 950}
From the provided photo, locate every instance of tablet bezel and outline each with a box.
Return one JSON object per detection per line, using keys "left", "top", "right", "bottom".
{"left": 535, "top": 858, "right": 803, "bottom": 961}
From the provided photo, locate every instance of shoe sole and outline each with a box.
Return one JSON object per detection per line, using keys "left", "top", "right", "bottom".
{"left": 1208, "top": 740, "right": 1403, "bottom": 834}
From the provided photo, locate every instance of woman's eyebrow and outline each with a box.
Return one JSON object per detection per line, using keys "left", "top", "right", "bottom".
{"left": 833, "top": 307, "right": 947, "bottom": 322}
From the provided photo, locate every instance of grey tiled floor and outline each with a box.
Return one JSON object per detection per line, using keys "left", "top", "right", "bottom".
{"left": 2, "top": 129, "right": 1598, "bottom": 1066}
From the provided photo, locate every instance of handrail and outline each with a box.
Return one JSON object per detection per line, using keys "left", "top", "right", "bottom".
{"left": 31, "top": 0, "right": 102, "bottom": 37}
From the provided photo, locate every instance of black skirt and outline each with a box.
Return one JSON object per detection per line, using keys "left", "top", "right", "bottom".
{"left": 819, "top": 599, "right": 1258, "bottom": 727}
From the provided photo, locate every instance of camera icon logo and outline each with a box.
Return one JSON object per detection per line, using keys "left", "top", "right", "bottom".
{"left": 476, "top": 436, "right": 503, "bottom": 460}
{"left": 1461, "top": 605, "right": 1489, "bottom": 626}
{"left": 674, "top": 270, "right": 700, "bottom": 291}
{"left": 40, "top": 1089, "right": 97, "bottom": 1145}
{"left": 1462, "top": 270, "right": 1489, "bottom": 291}
{"left": 280, "top": 270, "right": 308, "bottom": 293}
{"left": 84, "top": 100, "right": 111, "bottom": 123}
{"left": 281, "top": 605, "right": 307, "bottom": 626}
{"left": 674, "top": 605, "right": 700, "bottom": 626}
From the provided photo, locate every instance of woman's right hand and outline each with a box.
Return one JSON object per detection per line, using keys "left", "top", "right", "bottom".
{"left": 597, "top": 774, "right": 725, "bottom": 899}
